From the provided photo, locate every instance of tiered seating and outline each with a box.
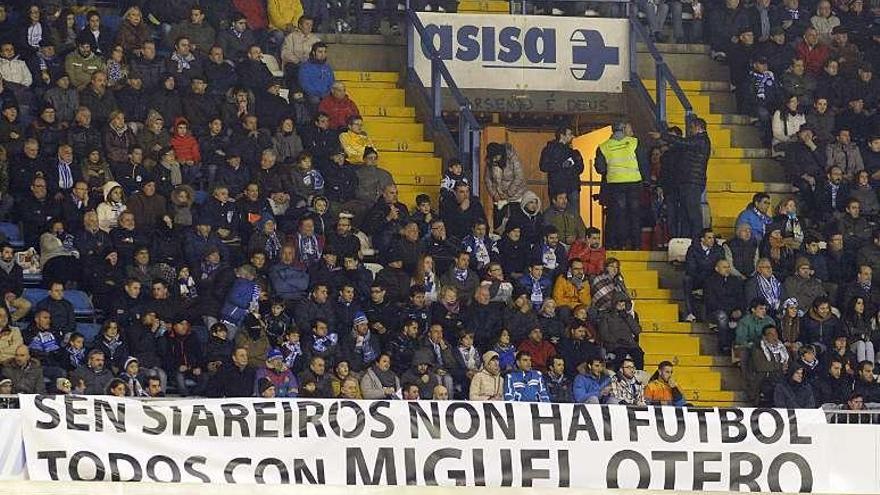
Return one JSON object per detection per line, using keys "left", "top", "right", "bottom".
{"left": 336, "top": 71, "right": 443, "bottom": 206}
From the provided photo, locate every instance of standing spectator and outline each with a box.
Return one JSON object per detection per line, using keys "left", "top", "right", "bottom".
{"left": 595, "top": 122, "right": 641, "bottom": 250}
{"left": 539, "top": 125, "right": 584, "bottom": 213}
{"left": 485, "top": 142, "right": 527, "bottom": 222}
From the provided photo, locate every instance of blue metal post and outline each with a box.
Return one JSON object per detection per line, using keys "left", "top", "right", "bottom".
{"left": 431, "top": 58, "right": 441, "bottom": 120}
{"left": 655, "top": 66, "right": 666, "bottom": 125}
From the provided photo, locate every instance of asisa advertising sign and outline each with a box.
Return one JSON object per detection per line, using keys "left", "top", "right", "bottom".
{"left": 411, "top": 13, "right": 629, "bottom": 93}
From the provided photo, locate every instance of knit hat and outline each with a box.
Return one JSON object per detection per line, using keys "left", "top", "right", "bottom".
{"left": 0, "top": 378, "right": 10, "bottom": 387}
{"left": 123, "top": 356, "right": 139, "bottom": 371}
{"left": 353, "top": 311, "right": 368, "bottom": 326}
{"left": 782, "top": 297, "right": 799, "bottom": 309}
{"left": 257, "top": 377, "right": 275, "bottom": 394}
{"left": 267, "top": 348, "right": 283, "bottom": 361}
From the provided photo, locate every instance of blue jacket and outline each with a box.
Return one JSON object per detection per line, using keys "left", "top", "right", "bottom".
{"left": 516, "top": 274, "right": 553, "bottom": 309}
{"left": 735, "top": 206, "right": 772, "bottom": 242}
{"left": 269, "top": 262, "right": 310, "bottom": 301}
{"left": 298, "top": 61, "right": 335, "bottom": 98}
{"left": 572, "top": 372, "right": 612, "bottom": 403}
{"left": 504, "top": 369, "right": 550, "bottom": 402}
{"left": 183, "top": 230, "right": 228, "bottom": 268}
{"left": 220, "top": 277, "right": 259, "bottom": 325}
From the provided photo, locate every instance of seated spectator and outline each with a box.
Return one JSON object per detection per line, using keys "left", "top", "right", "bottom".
{"left": 269, "top": 244, "right": 310, "bottom": 304}
{"left": 826, "top": 128, "right": 864, "bottom": 181}
{"left": 545, "top": 356, "right": 571, "bottom": 403}
{"left": 644, "top": 361, "right": 687, "bottom": 406}
{"left": 206, "top": 347, "right": 254, "bottom": 398}
{"left": 568, "top": 227, "right": 606, "bottom": 279}
{"left": 853, "top": 360, "right": 880, "bottom": 404}
{"left": 850, "top": 172, "right": 879, "bottom": 217}
{"left": 319, "top": 82, "right": 359, "bottom": 130}
{"left": 254, "top": 349, "right": 298, "bottom": 397}
{"left": 771, "top": 95, "right": 806, "bottom": 156}
{"left": 813, "top": 358, "right": 853, "bottom": 405}
{"left": 782, "top": 59, "right": 817, "bottom": 107}
{"left": 759, "top": 227, "right": 798, "bottom": 283}
{"left": 337, "top": 115, "right": 372, "bottom": 166}
{"left": 802, "top": 296, "right": 842, "bottom": 353}
{"left": 552, "top": 258, "right": 592, "bottom": 316}
{"left": 747, "top": 325, "right": 789, "bottom": 403}
{"left": 784, "top": 258, "right": 828, "bottom": 310}
{"left": 779, "top": 298, "right": 802, "bottom": 358}
{"left": 517, "top": 327, "right": 555, "bottom": 372}
{"left": 842, "top": 296, "right": 877, "bottom": 363}
{"left": 591, "top": 257, "right": 630, "bottom": 312}
{"left": 217, "top": 14, "right": 257, "bottom": 64}
{"left": 683, "top": 228, "right": 724, "bottom": 322}
{"left": 1, "top": 345, "right": 45, "bottom": 393}
{"left": 360, "top": 353, "right": 400, "bottom": 399}
{"left": 609, "top": 357, "right": 645, "bottom": 405}
{"left": 736, "top": 193, "right": 773, "bottom": 242}
{"left": 69, "top": 348, "right": 113, "bottom": 395}
{"left": 298, "top": 42, "right": 334, "bottom": 107}
{"left": 811, "top": 0, "right": 840, "bottom": 44}
{"left": 736, "top": 298, "right": 777, "bottom": 355}
{"left": 517, "top": 261, "right": 552, "bottom": 311}
{"left": 402, "top": 348, "right": 444, "bottom": 400}
{"left": 838, "top": 265, "right": 880, "bottom": 315}
{"left": 805, "top": 96, "right": 835, "bottom": 145}
{"left": 795, "top": 28, "right": 830, "bottom": 76}
{"left": 598, "top": 293, "right": 644, "bottom": 370}
{"left": 503, "top": 350, "right": 549, "bottom": 402}
{"left": 705, "top": 259, "right": 745, "bottom": 354}
{"left": 573, "top": 357, "right": 614, "bottom": 404}
{"left": 774, "top": 364, "right": 817, "bottom": 408}
{"left": 469, "top": 350, "right": 503, "bottom": 401}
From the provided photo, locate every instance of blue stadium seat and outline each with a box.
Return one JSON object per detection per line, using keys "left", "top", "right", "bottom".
{"left": 22, "top": 288, "right": 47, "bottom": 308}
{"left": 65, "top": 290, "right": 96, "bottom": 318}
{"left": 0, "top": 223, "right": 24, "bottom": 248}
{"left": 75, "top": 323, "right": 101, "bottom": 343}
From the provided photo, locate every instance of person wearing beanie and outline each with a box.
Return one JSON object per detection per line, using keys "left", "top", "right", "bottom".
{"left": 255, "top": 348, "right": 298, "bottom": 397}
{"left": 338, "top": 309, "right": 380, "bottom": 372}
{"left": 783, "top": 257, "right": 828, "bottom": 311}
{"left": 257, "top": 376, "right": 276, "bottom": 397}
{"left": 119, "top": 356, "right": 147, "bottom": 396}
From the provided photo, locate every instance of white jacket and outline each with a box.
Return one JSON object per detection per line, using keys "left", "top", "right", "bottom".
{"left": 0, "top": 57, "right": 32, "bottom": 87}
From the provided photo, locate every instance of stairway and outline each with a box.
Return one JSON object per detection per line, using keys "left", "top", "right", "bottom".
{"left": 616, "top": 44, "right": 796, "bottom": 406}
{"left": 457, "top": 0, "right": 510, "bottom": 13}
{"left": 335, "top": 71, "right": 443, "bottom": 206}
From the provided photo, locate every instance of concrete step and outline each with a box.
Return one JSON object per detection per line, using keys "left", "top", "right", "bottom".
{"left": 672, "top": 369, "right": 723, "bottom": 390}
{"left": 382, "top": 151, "right": 442, "bottom": 174}
{"left": 641, "top": 333, "right": 701, "bottom": 355}
{"left": 347, "top": 87, "right": 405, "bottom": 106}
{"left": 372, "top": 138, "right": 434, "bottom": 153}
{"left": 642, "top": 321, "right": 692, "bottom": 333}
{"left": 360, "top": 105, "right": 415, "bottom": 118}
{"left": 628, "top": 288, "right": 675, "bottom": 300}
{"left": 637, "top": 52, "right": 729, "bottom": 83}
{"left": 681, "top": 388, "right": 747, "bottom": 402}
{"left": 636, "top": 302, "right": 680, "bottom": 322}
{"left": 645, "top": 353, "right": 735, "bottom": 367}
{"left": 607, "top": 250, "right": 667, "bottom": 262}
{"left": 365, "top": 121, "right": 424, "bottom": 141}
{"left": 711, "top": 146, "right": 771, "bottom": 159}
{"left": 623, "top": 270, "right": 659, "bottom": 289}
{"left": 336, "top": 70, "right": 400, "bottom": 83}
{"left": 638, "top": 43, "right": 711, "bottom": 55}
{"left": 459, "top": 0, "right": 509, "bottom": 12}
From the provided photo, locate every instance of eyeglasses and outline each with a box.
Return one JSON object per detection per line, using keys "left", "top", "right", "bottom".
{"left": 621, "top": 365, "right": 635, "bottom": 369}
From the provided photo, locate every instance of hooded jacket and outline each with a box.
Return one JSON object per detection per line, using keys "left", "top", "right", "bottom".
{"left": 469, "top": 350, "right": 503, "bottom": 400}
{"left": 96, "top": 181, "right": 127, "bottom": 233}
{"left": 485, "top": 143, "right": 527, "bottom": 202}
{"left": 170, "top": 117, "right": 201, "bottom": 164}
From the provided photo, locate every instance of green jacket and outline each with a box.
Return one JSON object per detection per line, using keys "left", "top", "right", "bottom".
{"left": 735, "top": 314, "right": 776, "bottom": 347}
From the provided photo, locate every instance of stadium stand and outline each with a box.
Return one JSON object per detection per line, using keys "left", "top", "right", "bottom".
{"left": 0, "top": 0, "right": 877, "bottom": 417}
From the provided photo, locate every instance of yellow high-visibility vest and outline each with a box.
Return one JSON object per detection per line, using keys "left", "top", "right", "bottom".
{"left": 599, "top": 136, "right": 640, "bottom": 184}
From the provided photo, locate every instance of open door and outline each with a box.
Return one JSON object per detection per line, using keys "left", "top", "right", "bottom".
{"left": 573, "top": 126, "right": 612, "bottom": 232}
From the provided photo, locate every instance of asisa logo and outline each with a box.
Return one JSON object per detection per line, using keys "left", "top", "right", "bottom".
{"left": 420, "top": 24, "right": 620, "bottom": 81}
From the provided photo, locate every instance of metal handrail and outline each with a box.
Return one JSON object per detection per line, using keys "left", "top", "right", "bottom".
{"left": 405, "top": 9, "right": 482, "bottom": 188}
{"left": 627, "top": 6, "right": 695, "bottom": 129}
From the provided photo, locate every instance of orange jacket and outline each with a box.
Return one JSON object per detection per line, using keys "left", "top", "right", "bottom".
{"left": 552, "top": 274, "right": 591, "bottom": 308}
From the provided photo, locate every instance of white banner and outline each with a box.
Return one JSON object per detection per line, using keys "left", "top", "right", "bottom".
{"left": 0, "top": 409, "right": 26, "bottom": 480}
{"left": 411, "top": 13, "right": 629, "bottom": 92}
{"left": 15, "top": 395, "right": 880, "bottom": 492}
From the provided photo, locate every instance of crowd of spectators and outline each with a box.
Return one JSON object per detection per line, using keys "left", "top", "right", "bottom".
{"left": 0, "top": 2, "right": 694, "bottom": 406}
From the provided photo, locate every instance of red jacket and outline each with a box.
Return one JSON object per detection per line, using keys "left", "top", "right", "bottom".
{"left": 233, "top": 0, "right": 267, "bottom": 30}
{"left": 568, "top": 241, "right": 606, "bottom": 277}
{"left": 795, "top": 41, "right": 829, "bottom": 76}
{"left": 171, "top": 118, "right": 202, "bottom": 164}
{"left": 318, "top": 95, "right": 361, "bottom": 130}
{"left": 517, "top": 339, "right": 556, "bottom": 372}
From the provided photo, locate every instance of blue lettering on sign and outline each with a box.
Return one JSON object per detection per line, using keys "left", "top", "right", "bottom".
{"left": 420, "top": 22, "right": 620, "bottom": 81}
{"left": 422, "top": 24, "right": 556, "bottom": 67}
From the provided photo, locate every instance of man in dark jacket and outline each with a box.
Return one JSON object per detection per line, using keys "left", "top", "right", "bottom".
{"left": 17, "top": 177, "right": 61, "bottom": 248}
{"left": 294, "top": 284, "right": 337, "bottom": 333}
{"left": 69, "top": 348, "right": 113, "bottom": 394}
{"left": 440, "top": 182, "right": 487, "bottom": 240}
{"left": 539, "top": 126, "right": 585, "bottom": 213}
{"left": 705, "top": 259, "right": 745, "bottom": 353}
{"left": 651, "top": 117, "right": 711, "bottom": 239}
{"left": 683, "top": 229, "right": 725, "bottom": 322}
{"left": 784, "top": 124, "right": 824, "bottom": 211}
{"left": 34, "top": 282, "right": 76, "bottom": 336}
{"left": 206, "top": 346, "right": 255, "bottom": 397}
{"left": 813, "top": 358, "right": 853, "bottom": 405}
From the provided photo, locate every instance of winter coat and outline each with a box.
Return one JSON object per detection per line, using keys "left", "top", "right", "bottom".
{"left": 573, "top": 372, "right": 612, "bottom": 403}
{"left": 503, "top": 368, "right": 550, "bottom": 402}
{"left": 663, "top": 131, "right": 711, "bottom": 186}
{"left": 1, "top": 357, "right": 45, "bottom": 393}
{"left": 298, "top": 59, "right": 334, "bottom": 98}
{"left": 220, "top": 277, "right": 259, "bottom": 325}
{"left": 269, "top": 262, "right": 310, "bottom": 301}
{"left": 539, "top": 140, "right": 585, "bottom": 195}
{"left": 485, "top": 143, "right": 527, "bottom": 202}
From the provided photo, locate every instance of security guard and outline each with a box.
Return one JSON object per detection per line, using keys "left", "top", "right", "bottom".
{"left": 595, "top": 121, "right": 643, "bottom": 250}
